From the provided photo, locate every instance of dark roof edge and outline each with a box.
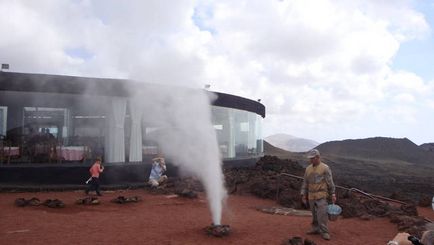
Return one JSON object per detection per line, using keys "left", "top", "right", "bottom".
{"left": 212, "top": 91, "right": 265, "bottom": 118}
{"left": 0, "top": 71, "right": 265, "bottom": 117}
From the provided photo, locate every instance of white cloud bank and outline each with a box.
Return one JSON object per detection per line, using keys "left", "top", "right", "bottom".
{"left": 0, "top": 0, "right": 433, "bottom": 144}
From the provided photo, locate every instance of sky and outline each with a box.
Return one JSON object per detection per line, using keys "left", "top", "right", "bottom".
{"left": 0, "top": 0, "right": 433, "bottom": 145}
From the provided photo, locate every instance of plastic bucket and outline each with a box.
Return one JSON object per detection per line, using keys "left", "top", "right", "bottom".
{"left": 327, "top": 204, "right": 342, "bottom": 221}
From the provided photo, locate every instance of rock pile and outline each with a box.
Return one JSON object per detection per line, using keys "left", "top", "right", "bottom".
{"left": 204, "top": 224, "right": 231, "bottom": 237}
{"left": 282, "top": 236, "right": 317, "bottom": 245}
{"left": 15, "top": 197, "right": 64, "bottom": 208}
{"left": 225, "top": 155, "right": 305, "bottom": 208}
{"left": 225, "top": 155, "right": 431, "bottom": 237}
{"left": 15, "top": 197, "right": 41, "bottom": 207}
{"left": 145, "top": 155, "right": 431, "bottom": 237}
{"left": 145, "top": 177, "right": 202, "bottom": 198}
{"left": 110, "top": 196, "right": 141, "bottom": 204}
{"left": 76, "top": 197, "right": 100, "bottom": 205}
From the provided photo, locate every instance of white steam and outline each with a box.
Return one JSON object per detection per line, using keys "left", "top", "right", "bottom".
{"left": 132, "top": 84, "right": 227, "bottom": 225}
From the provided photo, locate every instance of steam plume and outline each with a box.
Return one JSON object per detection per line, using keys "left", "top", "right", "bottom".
{"left": 132, "top": 84, "right": 227, "bottom": 225}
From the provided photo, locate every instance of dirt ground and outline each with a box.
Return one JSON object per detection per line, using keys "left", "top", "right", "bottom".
{"left": 1, "top": 190, "right": 433, "bottom": 245}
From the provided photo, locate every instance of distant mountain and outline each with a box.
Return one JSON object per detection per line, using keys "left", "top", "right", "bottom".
{"left": 265, "top": 134, "right": 319, "bottom": 152}
{"left": 265, "top": 136, "right": 434, "bottom": 199}
{"left": 317, "top": 137, "right": 434, "bottom": 165}
{"left": 263, "top": 140, "right": 302, "bottom": 160}
{"left": 316, "top": 137, "right": 434, "bottom": 199}
{"left": 263, "top": 140, "right": 288, "bottom": 155}
{"left": 420, "top": 143, "right": 434, "bottom": 153}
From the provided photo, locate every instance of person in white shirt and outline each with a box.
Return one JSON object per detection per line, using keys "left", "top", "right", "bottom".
{"left": 148, "top": 156, "right": 167, "bottom": 187}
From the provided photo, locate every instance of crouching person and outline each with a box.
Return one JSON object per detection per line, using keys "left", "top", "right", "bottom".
{"left": 148, "top": 156, "right": 167, "bottom": 187}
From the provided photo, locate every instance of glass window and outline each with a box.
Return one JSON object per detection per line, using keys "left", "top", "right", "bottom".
{"left": 0, "top": 106, "right": 7, "bottom": 137}
{"left": 211, "top": 106, "right": 263, "bottom": 159}
{"left": 23, "top": 107, "right": 67, "bottom": 139}
{"left": 71, "top": 113, "right": 106, "bottom": 159}
{"left": 141, "top": 126, "right": 160, "bottom": 156}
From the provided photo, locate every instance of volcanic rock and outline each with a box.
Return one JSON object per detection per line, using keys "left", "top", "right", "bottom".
{"left": 43, "top": 199, "right": 65, "bottom": 208}
{"left": 111, "top": 196, "right": 141, "bottom": 204}
{"left": 418, "top": 195, "right": 432, "bottom": 207}
{"left": 14, "top": 198, "right": 27, "bottom": 207}
{"left": 225, "top": 155, "right": 305, "bottom": 209}
{"left": 76, "top": 197, "right": 100, "bottom": 205}
{"left": 204, "top": 224, "right": 231, "bottom": 237}
{"left": 175, "top": 188, "right": 198, "bottom": 199}
{"left": 282, "top": 237, "right": 317, "bottom": 245}
{"left": 27, "top": 197, "right": 41, "bottom": 206}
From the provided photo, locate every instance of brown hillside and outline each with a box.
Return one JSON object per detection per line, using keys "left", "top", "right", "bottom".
{"left": 315, "top": 137, "right": 434, "bottom": 199}
{"left": 265, "top": 137, "right": 434, "bottom": 200}
{"left": 264, "top": 140, "right": 306, "bottom": 163}
{"left": 264, "top": 140, "right": 289, "bottom": 155}
{"left": 420, "top": 142, "right": 434, "bottom": 153}
{"left": 317, "top": 137, "right": 434, "bottom": 165}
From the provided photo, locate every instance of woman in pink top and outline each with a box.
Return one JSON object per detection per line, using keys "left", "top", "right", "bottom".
{"left": 85, "top": 157, "right": 104, "bottom": 196}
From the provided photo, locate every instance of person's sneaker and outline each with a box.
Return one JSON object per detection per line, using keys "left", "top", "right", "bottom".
{"left": 321, "top": 233, "right": 330, "bottom": 240}
{"left": 97, "top": 193, "right": 102, "bottom": 196}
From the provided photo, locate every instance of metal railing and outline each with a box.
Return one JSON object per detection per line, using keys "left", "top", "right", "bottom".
{"left": 277, "top": 172, "right": 433, "bottom": 223}
{"left": 278, "top": 172, "right": 408, "bottom": 205}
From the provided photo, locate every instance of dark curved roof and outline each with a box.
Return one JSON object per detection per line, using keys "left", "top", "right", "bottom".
{"left": 0, "top": 71, "right": 130, "bottom": 96}
{"left": 0, "top": 71, "right": 265, "bottom": 117}
{"left": 213, "top": 92, "right": 265, "bottom": 117}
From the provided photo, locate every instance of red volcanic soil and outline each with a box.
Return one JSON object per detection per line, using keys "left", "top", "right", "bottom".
{"left": 0, "top": 190, "right": 433, "bottom": 245}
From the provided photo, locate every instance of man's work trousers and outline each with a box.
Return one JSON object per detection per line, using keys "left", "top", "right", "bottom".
{"left": 308, "top": 198, "right": 329, "bottom": 234}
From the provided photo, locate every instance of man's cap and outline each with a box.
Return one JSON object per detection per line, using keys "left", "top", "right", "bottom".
{"left": 306, "top": 149, "right": 320, "bottom": 159}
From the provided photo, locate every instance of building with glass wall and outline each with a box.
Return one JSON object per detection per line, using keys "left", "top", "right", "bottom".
{"left": 0, "top": 72, "right": 265, "bottom": 186}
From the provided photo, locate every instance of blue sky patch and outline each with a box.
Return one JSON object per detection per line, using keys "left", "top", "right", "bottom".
{"left": 192, "top": 5, "right": 216, "bottom": 35}
{"left": 392, "top": 1, "right": 434, "bottom": 81}
{"left": 65, "top": 47, "right": 94, "bottom": 60}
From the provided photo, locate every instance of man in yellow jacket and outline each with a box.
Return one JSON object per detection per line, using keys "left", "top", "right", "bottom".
{"left": 301, "top": 149, "right": 336, "bottom": 241}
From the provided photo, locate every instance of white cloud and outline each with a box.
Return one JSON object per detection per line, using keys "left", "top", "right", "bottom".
{"left": 427, "top": 100, "right": 434, "bottom": 110}
{"left": 384, "top": 70, "right": 428, "bottom": 94}
{"left": 393, "top": 93, "right": 415, "bottom": 103}
{"left": 0, "top": 0, "right": 433, "bottom": 144}
{"left": 198, "top": 0, "right": 432, "bottom": 143}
